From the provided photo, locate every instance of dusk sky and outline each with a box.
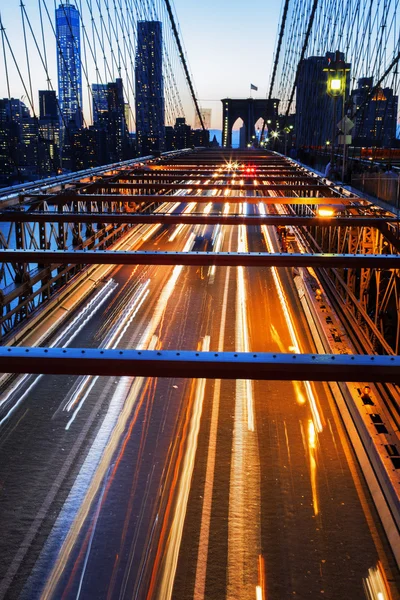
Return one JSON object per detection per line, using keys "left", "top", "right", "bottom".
{"left": 173, "top": 0, "right": 282, "bottom": 128}
{"left": 0, "top": 0, "right": 282, "bottom": 130}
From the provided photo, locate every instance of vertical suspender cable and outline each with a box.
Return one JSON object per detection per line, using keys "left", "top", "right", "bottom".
{"left": 162, "top": 0, "right": 205, "bottom": 130}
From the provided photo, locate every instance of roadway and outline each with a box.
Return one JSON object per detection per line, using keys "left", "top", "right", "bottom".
{"left": 0, "top": 159, "right": 399, "bottom": 600}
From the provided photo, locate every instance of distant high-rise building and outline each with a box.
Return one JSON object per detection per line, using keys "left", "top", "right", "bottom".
{"left": 92, "top": 83, "right": 108, "bottom": 124}
{"left": 38, "top": 91, "right": 60, "bottom": 173}
{"left": 191, "top": 128, "right": 210, "bottom": 148}
{"left": 135, "top": 21, "right": 164, "bottom": 155}
{"left": 39, "top": 90, "right": 58, "bottom": 121}
{"left": 351, "top": 77, "right": 398, "bottom": 147}
{"left": 174, "top": 117, "right": 191, "bottom": 149}
{"left": 56, "top": 1, "right": 83, "bottom": 131}
{"left": 124, "top": 103, "right": 131, "bottom": 132}
{"left": 295, "top": 51, "right": 350, "bottom": 148}
{"left": 194, "top": 108, "right": 211, "bottom": 130}
{"left": 107, "top": 78, "right": 128, "bottom": 162}
{"left": 0, "top": 98, "right": 44, "bottom": 179}
{"left": 0, "top": 98, "right": 28, "bottom": 179}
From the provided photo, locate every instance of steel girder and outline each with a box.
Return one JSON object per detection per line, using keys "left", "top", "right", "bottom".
{"left": 1, "top": 347, "right": 399, "bottom": 383}
{"left": 59, "top": 182, "right": 331, "bottom": 192}
{"left": 291, "top": 204, "right": 400, "bottom": 354}
{"left": 1, "top": 250, "right": 400, "bottom": 269}
{"left": 24, "top": 194, "right": 353, "bottom": 205}
{"left": 91, "top": 175, "right": 316, "bottom": 184}
{"left": 115, "top": 172, "right": 310, "bottom": 179}
{"left": 0, "top": 213, "right": 393, "bottom": 227}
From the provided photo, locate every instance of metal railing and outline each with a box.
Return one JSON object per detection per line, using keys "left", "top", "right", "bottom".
{"left": 351, "top": 173, "right": 400, "bottom": 209}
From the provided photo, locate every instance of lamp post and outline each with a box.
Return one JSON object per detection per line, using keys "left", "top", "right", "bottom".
{"left": 323, "top": 51, "right": 350, "bottom": 171}
{"left": 284, "top": 125, "right": 293, "bottom": 156}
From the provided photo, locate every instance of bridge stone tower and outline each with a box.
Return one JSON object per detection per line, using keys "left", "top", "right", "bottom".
{"left": 221, "top": 98, "right": 279, "bottom": 148}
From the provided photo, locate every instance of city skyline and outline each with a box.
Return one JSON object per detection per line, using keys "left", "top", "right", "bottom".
{"left": 1, "top": 1, "right": 399, "bottom": 132}
{"left": 0, "top": 0, "right": 282, "bottom": 130}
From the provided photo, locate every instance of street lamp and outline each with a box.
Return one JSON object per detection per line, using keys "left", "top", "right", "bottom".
{"left": 283, "top": 125, "right": 293, "bottom": 155}
{"left": 270, "top": 130, "right": 279, "bottom": 151}
{"left": 323, "top": 51, "right": 350, "bottom": 167}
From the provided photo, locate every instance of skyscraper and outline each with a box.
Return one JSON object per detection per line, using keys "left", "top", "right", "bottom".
{"left": 38, "top": 90, "right": 60, "bottom": 172}
{"left": 92, "top": 83, "right": 108, "bottom": 124}
{"left": 56, "top": 1, "right": 83, "bottom": 131}
{"left": 351, "top": 77, "right": 398, "bottom": 147}
{"left": 107, "top": 78, "right": 128, "bottom": 162}
{"left": 295, "top": 52, "right": 350, "bottom": 148}
{"left": 135, "top": 21, "right": 164, "bottom": 155}
{"left": 39, "top": 91, "right": 58, "bottom": 121}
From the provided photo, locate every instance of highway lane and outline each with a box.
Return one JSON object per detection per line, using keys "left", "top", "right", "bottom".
{"left": 171, "top": 199, "right": 400, "bottom": 599}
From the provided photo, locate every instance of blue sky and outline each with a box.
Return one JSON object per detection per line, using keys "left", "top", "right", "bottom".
{"left": 173, "top": 0, "right": 282, "bottom": 127}
{"left": 0, "top": 0, "right": 282, "bottom": 129}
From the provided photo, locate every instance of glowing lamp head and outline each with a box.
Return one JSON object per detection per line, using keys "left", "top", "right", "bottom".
{"left": 324, "top": 56, "right": 350, "bottom": 97}
{"left": 330, "top": 78, "right": 342, "bottom": 92}
{"left": 317, "top": 206, "right": 335, "bottom": 218}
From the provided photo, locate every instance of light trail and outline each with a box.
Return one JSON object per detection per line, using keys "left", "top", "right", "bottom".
{"left": 363, "top": 563, "right": 392, "bottom": 600}
{"left": 269, "top": 324, "right": 306, "bottom": 406}
{"left": 227, "top": 221, "right": 261, "bottom": 599}
{"left": 39, "top": 229, "right": 201, "bottom": 597}
{"left": 256, "top": 555, "right": 266, "bottom": 600}
{"left": 40, "top": 376, "right": 147, "bottom": 600}
{"left": 236, "top": 264, "right": 254, "bottom": 432}
{"left": 64, "top": 281, "right": 150, "bottom": 429}
{"left": 168, "top": 202, "right": 197, "bottom": 242}
{"left": 157, "top": 335, "right": 211, "bottom": 600}
{"left": 194, "top": 264, "right": 231, "bottom": 599}
{"left": 258, "top": 202, "right": 323, "bottom": 433}
{"left": 1, "top": 192, "right": 185, "bottom": 426}
{"left": 209, "top": 224, "right": 224, "bottom": 281}
{"left": 307, "top": 419, "right": 319, "bottom": 516}
{"left": 141, "top": 200, "right": 181, "bottom": 241}
{"left": 0, "top": 280, "right": 118, "bottom": 428}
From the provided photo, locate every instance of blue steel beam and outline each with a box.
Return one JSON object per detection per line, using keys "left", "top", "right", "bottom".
{"left": 0, "top": 347, "right": 399, "bottom": 382}
{"left": 1, "top": 250, "right": 399, "bottom": 269}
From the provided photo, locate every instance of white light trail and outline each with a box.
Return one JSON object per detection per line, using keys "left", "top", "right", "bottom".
{"left": 209, "top": 225, "right": 224, "bottom": 281}
{"left": 363, "top": 564, "right": 391, "bottom": 600}
{"left": 141, "top": 200, "right": 181, "bottom": 241}
{"left": 0, "top": 280, "right": 118, "bottom": 428}
{"left": 168, "top": 202, "right": 197, "bottom": 242}
{"left": 65, "top": 282, "right": 150, "bottom": 429}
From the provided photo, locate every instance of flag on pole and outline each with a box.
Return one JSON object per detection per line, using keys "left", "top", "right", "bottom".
{"left": 250, "top": 84, "right": 258, "bottom": 91}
